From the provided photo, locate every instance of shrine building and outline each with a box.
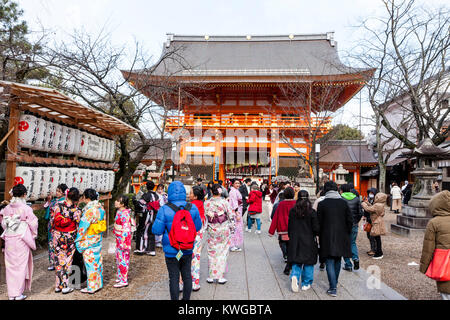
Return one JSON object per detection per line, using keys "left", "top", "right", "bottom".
{"left": 123, "top": 33, "right": 374, "bottom": 186}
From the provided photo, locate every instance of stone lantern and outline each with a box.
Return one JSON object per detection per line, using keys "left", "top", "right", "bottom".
{"left": 333, "top": 164, "right": 349, "bottom": 185}
{"left": 391, "top": 138, "right": 450, "bottom": 236}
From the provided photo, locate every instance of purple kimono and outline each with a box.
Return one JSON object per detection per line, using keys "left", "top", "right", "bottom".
{"left": 228, "top": 187, "right": 244, "bottom": 248}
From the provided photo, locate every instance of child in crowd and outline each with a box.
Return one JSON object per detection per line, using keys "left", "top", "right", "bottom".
{"left": 247, "top": 184, "right": 263, "bottom": 234}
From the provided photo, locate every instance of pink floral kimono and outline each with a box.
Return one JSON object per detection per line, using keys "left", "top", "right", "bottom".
{"left": 228, "top": 187, "right": 243, "bottom": 249}
{"left": 114, "top": 208, "right": 133, "bottom": 284}
{"left": 0, "top": 199, "right": 38, "bottom": 299}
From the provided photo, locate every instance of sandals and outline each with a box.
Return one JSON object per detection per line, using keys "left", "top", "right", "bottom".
{"left": 80, "top": 288, "right": 99, "bottom": 294}
{"left": 113, "top": 282, "right": 129, "bottom": 288}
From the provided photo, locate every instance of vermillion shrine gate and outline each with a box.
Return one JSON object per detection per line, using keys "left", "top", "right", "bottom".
{"left": 124, "top": 33, "right": 374, "bottom": 186}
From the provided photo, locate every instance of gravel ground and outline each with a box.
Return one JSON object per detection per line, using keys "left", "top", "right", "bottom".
{"left": 356, "top": 207, "right": 441, "bottom": 300}
{"left": 0, "top": 206, "right": 443, "bottom": 300}
{"left": 0, "top": 234, "right": 167, "bottom": 300}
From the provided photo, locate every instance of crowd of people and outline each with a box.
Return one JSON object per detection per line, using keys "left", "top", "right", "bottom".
{"left": 0, "top": 176, "right": 449, "bottom": 301}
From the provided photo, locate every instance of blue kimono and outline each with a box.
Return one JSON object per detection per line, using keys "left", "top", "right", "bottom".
{"left": 44, "top": 196, "right": 65, "bottom": 267}
{"left": 75, "top": 200, "right": 105, "bottom": 293}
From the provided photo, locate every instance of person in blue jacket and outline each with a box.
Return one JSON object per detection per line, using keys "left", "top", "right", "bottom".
{"left": 152, "top": 181, "right": 202, "bottom": 300}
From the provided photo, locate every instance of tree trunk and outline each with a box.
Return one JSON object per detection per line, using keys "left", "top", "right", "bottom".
{"left": 378, "top": 162, "right": 387, "bottom": 194}
{"left": 112, "top": 135, "right": 152, "bottom": 201}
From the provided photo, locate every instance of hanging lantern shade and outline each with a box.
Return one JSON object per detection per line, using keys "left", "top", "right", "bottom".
{"left": 51, "top": 123, "right": 63, "bottom": 154}
{"left": 18, "top": 114, "right": 38, "bottom": 149}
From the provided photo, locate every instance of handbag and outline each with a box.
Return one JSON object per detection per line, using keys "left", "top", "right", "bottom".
{"left": 425, "top": 249, "right": 450, "bottom": 281}
{"left": 363, "top": 222, "right": 372, "bottom": 233}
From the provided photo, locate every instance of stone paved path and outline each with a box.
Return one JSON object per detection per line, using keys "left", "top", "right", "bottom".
{"left": 136, "top": 201, "right": 407, "bottom": 300}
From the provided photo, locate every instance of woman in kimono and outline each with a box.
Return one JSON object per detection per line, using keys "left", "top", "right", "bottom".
{"left": 228, "top": 179, "right": 243, "bottom": 252}
{"left": 0, "top": 184, "right": 38, "bottom": 300}
{"left": 52, "top": 188, "right": 82, "bottom": 294}
{"left": 44, "top": 184, "right": 68, "bottom": 271}
{"left": 155, "top": 184, "right": 168, "bottom": 248}
{"left": 205, "top": 184, "right": 235, "bottom": 284}
{"left": 113, "top": 195, "right": 133, "bottom": 288}
{"left": 189, "top": 186, "right": 206, "bottom": 291}
{"left": 75, "top": 188, "right": 106, "bottom": 294}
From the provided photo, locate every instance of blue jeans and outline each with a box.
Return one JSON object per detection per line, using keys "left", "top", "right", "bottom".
{"left": 290, "top": 264, "right": 314, "bottom": 286}
{"left": 325, "top": 258, "right": 341, "bottom": 290}
{"left": 344, "top": 225, "right": 359, "bottom": 268}
{"left": 248, "top": 218, "right": 261, "bottom": 231}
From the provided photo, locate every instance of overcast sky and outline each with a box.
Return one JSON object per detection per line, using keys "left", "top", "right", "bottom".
{"left": 17, "top": 0, "right": 449, "bottom": 135}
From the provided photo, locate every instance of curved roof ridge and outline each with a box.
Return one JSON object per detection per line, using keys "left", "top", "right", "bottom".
{"left": 167, "top": 32, "right": 336, "bottom": 44}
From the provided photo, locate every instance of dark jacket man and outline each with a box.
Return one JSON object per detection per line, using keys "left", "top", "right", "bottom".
{"left": 239, "top": 178, "right": 252, "bottom": 213}
{"left": 341, "top": 184, "right": 363, "bottom": 226}
{"left": 317, "top": 188, "right": 353, "bottom": 259}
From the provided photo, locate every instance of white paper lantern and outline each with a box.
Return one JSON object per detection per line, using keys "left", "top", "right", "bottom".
{"left": 78, "top": 169, "right": 87, "bottom": 193}
{"left": 46, "top": 122, "right": 56, "bottom": 152}
{"left": 104, "top": 139, "right": 110, "bottom": 162}
{"left": 73, "top": 129, "right": 82, "bottom": 155}
{"left": 107, "top": 171, "right": 115, "bottom": 192}
{"left": 100, "top": 138, "right": 109, "bottom": 161}
{"left": 71, "top": 168, "right": 80, "bottom": 189}
{"left": 89, "top": 170, "right": 99, "bottom": 191}
{"left": 108, "top": 139, "right": 115, "bottom": 162}
{"left": 94, "top": 136, "right": 101, "bottom": 160}
{"left": 33, "top": 118, "right": 46, "bottom": 152}
{"left": 39, "top": 167, "right": 52, "bottom": 199}
{"left": 60, "top": 126, "right": 75, "bottom": 155}
{"left": 79, "top": 131, "right": 89, "bottom": 158}
{"left": 29, "top": 167, "right": 42, "bottom": 201}
{"left": 97, "top": 138, "right": 103, "bottom": 161}
{"left": 48, "top": 167, "right": 60, "bottom": 197}
{"left": 50, "top": 123, "right": 62, "bottom": 154}
{"left": 101, "top": 170, "right": 109, "bottom": 193}
{"left": 85, "top": 169, "right": 93, "bottom": 190}
{"left": 59, "top": 168, "right": 70, "bottom": 187}
{"left": 86, "top": 134, "right": 95, "bottom": 159}
{"left": 38, "top": 120, "right": 49, "bottom": 152}
{"left": 18, "top": 114, "right": 39, "bottom": 149}
{"left": 15, "top": 167, "right": 34, "bottom": 197}
{"left": 96, "top": 170, "right": 103, "bottom": 193}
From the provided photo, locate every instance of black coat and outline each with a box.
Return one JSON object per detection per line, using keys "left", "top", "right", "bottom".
{"left": 239, "top": 184, "right": 250, "bottom": 211}
{"left": 287, "top": 208, "right": 320, "bottom": 265}
{"left": 343, "top": 196, "right": 363, "bottom": 226}
{"left": 402, "top": 187, "right": 412, "bottom": 205}
{"left": 317, "top": 198, "right": 353, "bottom": 259}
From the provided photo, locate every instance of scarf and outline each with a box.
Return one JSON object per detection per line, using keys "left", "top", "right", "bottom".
{"left": 324, "top": 190, "right": 342, "bottom": 200}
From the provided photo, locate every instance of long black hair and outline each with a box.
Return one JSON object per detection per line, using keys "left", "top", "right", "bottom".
{"left": 211, "top": 184, "right": 223, "bottom": 196}
{"left": 118, "top": 195, "right": 130, "bottom": 208}
{"left": 293, "top": 190, "right": 312, "bottom": 218}
{"left": 57, "top": 184, "right": 69, "bottom": 194}
{"left": 192, "top": 185, "right": 205, "bottom": 201}
{"left": 67, "top": 188, "right": 80, "bottom": 202}
{"left": 12, "top": 184, "right": 27, "bottom": 198}
{"left": 83, "top": 188, "right": 98, "bottom": 201}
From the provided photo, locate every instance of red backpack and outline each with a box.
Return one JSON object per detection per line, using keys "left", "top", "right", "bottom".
{"left": 167, "top": 203, "right": 196, "bottom": 251}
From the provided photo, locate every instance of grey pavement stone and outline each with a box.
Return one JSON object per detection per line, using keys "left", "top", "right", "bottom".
{"left": 136, "top": 201, "right": 407, "bottom": 300}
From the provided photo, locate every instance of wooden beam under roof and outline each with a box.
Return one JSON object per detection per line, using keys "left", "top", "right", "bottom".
{"left": 0, "top": 81, "right": 139, "bottom": 136}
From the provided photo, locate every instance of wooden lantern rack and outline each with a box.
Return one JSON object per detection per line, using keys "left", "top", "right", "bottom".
{"left": 0, "top": 81, "right": 140, "bottom": 235}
